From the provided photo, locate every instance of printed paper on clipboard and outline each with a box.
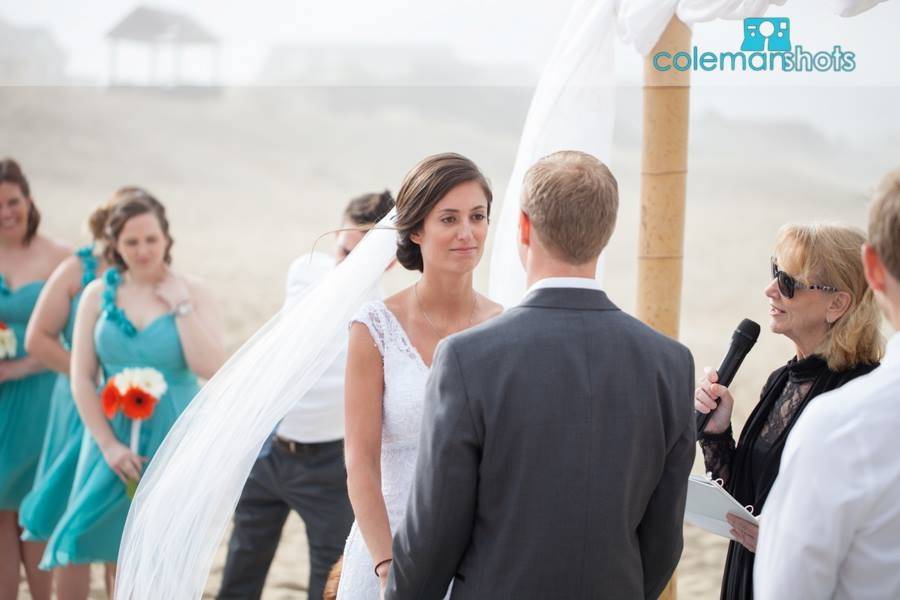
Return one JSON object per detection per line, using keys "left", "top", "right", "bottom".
{"left": 685, "top": 474, "right": 759, "bottom": 539}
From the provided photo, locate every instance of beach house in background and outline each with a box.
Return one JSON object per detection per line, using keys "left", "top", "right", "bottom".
{"left": 0, "top": 18, "right": 65, "bottom": 85}
{"left": 106, "top": 5, "right": 220, "bottom": 88}
{"left": 257, "top": 44, "right": 533, "bottom": 87}
{"left": 255, "top": 43, "right": 535, "bottom": 132}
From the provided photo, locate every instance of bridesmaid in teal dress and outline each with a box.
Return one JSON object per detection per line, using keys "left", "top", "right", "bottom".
{"left": 0, "top": 158, "right": 70, "bottom": 600}
{"left": 40, "top": 190, "right": 225, "bottom": 599}
{"left": 19, "top": 191, "right": 135, "bottom": 596}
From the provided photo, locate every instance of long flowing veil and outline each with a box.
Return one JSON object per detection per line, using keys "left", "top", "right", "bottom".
{"left": 115, "top": 212, "right": 397, "bottom": 599}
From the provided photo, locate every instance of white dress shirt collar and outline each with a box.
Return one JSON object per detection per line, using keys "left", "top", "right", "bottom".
{"left": 884, "top": 331, "right": 900, "bottom": 367}
{"left": 524, "top": 276, "right": 604, "bottom": 297}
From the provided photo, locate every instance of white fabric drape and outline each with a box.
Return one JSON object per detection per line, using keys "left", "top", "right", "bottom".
{"left": 488, "top": 0, "right": 617, "bottom": 307}
{"left": 487, "top": 0, "right": 882, "bottom": 306}
{"left": 830, "top": 0, "right": 888, "bottom": 17}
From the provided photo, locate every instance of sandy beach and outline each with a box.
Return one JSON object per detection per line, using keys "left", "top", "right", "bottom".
{"left": 6, "top": 84, "right": 893, "bottom": 598}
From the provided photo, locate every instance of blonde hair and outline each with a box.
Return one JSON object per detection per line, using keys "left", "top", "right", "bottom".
{"left": 869, "top": 167, "right": 900, "bottom": 281}
{"left": 521, "top": 150, "right": 618, "bottom": 265}
{"left": 775, "top": 223, "right": 883, "bottom": 371}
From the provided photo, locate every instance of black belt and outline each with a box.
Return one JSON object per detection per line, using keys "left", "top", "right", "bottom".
{"left": 273, "top": 435, "right": 342, "bottom": 455}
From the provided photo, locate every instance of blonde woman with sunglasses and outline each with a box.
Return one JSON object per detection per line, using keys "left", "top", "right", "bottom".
{"left": 694, "top": 223, "right": 884, "bottom": 600}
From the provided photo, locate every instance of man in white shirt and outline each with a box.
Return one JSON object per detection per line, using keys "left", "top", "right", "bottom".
{"left": 755, "top": 168, "right": 900, "bottom": 599}
{"left": 219, "top": 191, "right": 393, "bottom": 600}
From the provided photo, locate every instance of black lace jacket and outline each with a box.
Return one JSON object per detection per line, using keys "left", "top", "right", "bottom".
{"left": 699, "top": 354, "right": 878, "bottom": 600}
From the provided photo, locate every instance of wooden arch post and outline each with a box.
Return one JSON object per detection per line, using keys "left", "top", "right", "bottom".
{"left": 637, "top": 15, "right": 692, "bottom": 600}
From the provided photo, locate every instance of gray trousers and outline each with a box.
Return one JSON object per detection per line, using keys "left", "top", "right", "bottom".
{"left": 218, "top": 437, "right": 353, "bottom": 600}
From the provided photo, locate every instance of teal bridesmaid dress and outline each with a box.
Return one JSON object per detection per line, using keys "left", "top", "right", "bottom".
{"left": 20, "top": 247, "right": 98, "bottom": 540}
{"left": 41, "top": 268, "right": 199, "bottom": 567}
{"left": 0, "top": 276, "right": 57, "bottom": 511}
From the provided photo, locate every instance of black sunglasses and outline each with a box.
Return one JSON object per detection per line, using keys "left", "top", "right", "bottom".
{"left": 770, "top": 259, "right": 839, "bottom": 299}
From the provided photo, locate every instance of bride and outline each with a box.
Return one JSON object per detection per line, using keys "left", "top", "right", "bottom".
{"left": 338, "top": 152, "right": 503, "bottom": 598}
{"left": 115, "top": 1, "right": 614, "bottom": 593}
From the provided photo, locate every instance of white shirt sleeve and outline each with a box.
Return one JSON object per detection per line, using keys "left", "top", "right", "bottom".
{"left": 754, "top": 393, "right": 874, "bottom": 599}
{"left": 284, "top": 252, "right": 333, "bottom": 311}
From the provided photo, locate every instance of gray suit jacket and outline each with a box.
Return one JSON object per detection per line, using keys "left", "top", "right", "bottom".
{"left": 385, "top": 287, "right": 696, "bottom": 600}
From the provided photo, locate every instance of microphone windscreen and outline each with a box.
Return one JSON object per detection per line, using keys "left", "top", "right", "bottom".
{"left": 737, "top": 319, "right": 761, "bottom": 344}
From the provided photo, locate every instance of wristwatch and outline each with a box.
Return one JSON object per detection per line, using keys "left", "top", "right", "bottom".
{"left": 173, "top": 300, "right": 194, "bottom": 318}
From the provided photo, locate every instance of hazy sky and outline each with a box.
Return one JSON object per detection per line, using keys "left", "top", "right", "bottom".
{"left": 3, "top": 0, "right": 899, "bottom": 141}
{"left": 4, "top": 0, "right": 898, "bottom": 82}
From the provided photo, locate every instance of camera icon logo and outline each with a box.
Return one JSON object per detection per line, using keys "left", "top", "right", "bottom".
{"left": 741, "top": 18, "right": 791, "bottom": 52}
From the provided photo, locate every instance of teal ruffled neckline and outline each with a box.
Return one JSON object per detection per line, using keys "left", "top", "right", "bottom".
{"left": 76, "top": 246, "right": 99, "bottom": 289}
{"left": 102, "top": 269, "right": 138, "bottom": 337}
{"left": 0, "top": 274, "right": 9, "bottom": 297}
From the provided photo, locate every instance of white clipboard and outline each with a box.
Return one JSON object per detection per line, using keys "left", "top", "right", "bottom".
{"left": 684, "top": 474, "right": 759, "bottom": 540}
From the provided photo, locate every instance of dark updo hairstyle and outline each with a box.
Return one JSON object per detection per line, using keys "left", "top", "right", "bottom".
{"left": 103, "top": 188, "right": 173, "bottom": 270}
{"left": 0, "top": 158, "right": 40, "bottom": 245}
{"left": 343, "top": 190, "right": 394, "bottom": 226}
{"left": 394, "top": 153, "right": 492, "bottom": 272}
{"left": 88, "top": 186, "right": 147, "bottom": 243}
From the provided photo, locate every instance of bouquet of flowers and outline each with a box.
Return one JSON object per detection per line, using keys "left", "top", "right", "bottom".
{"left": 102, "top": 367, "right": 167, "bottom": 498}
{"left": 0, "top": 321, "right": 16, "bottom": 360}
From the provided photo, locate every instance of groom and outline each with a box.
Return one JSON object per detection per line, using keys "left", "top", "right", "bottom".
{"left": 385, "top": 151, "right": 696, "bottom": 599}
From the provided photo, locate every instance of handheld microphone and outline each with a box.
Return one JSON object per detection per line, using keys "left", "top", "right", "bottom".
{"left": 696, "top": 319, "right": 761, "bottom": 436}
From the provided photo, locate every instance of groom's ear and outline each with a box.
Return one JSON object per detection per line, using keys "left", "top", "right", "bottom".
{"left": 862, "top": 243, "right": 887, "bottom": 294}
{"left": 518, "top": 210, "right": 531, "bottom": 246}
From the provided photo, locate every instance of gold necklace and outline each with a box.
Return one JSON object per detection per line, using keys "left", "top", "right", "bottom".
{"left": 414, "top": 282, "right": 477, "bottom": 339}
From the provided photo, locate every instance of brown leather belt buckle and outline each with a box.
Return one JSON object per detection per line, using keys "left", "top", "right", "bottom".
{"left": 274, "top": 435, "right": 297, "bottom": 454}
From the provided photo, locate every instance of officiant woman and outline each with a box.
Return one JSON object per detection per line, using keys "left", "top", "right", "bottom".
{"left": 694, "top": 223, "right": 883, "bottom": 600}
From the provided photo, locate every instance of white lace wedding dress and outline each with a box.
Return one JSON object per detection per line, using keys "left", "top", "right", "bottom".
{"left": 337, "top": 300, "right": 436, "bottom": 599}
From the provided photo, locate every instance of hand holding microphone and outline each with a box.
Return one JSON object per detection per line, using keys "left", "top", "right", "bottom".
{"left": 695, "top": 319, "right": 761, "bottom": 436}
{"left": 695, "top": 368, "right": 736, "bottom": 434}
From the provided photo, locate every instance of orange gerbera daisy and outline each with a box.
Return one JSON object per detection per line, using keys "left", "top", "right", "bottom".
{"left": 101, "top": 382, "right": 122, "bottom": 418}
{"left": 121, "top": 387, "right": 158, "bottom": 420}
{"left": 0, "top": 321, "right": 7, "bottom": 330}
